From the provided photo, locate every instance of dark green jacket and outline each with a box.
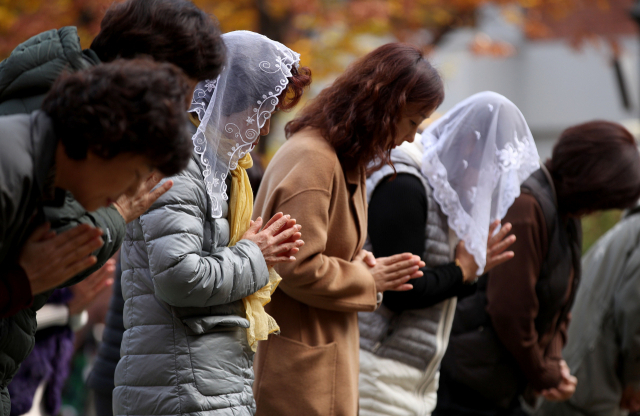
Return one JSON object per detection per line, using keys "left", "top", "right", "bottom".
{"left": 0, "top": 27, "right": 125, "bottom": 415}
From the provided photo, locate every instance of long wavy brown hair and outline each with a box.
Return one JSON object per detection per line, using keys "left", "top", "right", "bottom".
{"left": 285, "top": 43, "right": 444, "bottom": 172}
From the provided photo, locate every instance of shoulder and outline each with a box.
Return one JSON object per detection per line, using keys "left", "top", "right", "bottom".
{"left": 264, "top": 129, "right": 339, "bottom": 193}
{"left": 369, "top": 174, "right": 427, "bottom": 226}
{"left": 505, "top": 193, "right": 544, "bottom": 226}
{"left": 503, "top": 192, "right": 548, "bottom": 256}
{"left": 0, "top": 28, "right": 94, "bottom": 115}
{"left": 589, "top": 213, "right": 640, "bottom": 258}
{"left": 372, "top": 174, "right": 426, "bottom": 203}
{"left": 0, "top": 113, "right": 34, "bottom": 183}
{"left": 0, "top": 114, "right": 35, "bottom": 226}
{"left": 278, "top": 129, "right": 338, "bottom": 166}
{"left": 150, "top": 155, "right": 206, "bottom": 211}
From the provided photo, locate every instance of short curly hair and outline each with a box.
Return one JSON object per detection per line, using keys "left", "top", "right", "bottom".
{"left": 90, "top": 0, "right": 225, "bottom": 82}
{"left": 286, "top": 43, "right": 443, "bottom": 172}
{"left": 41, "top": 59, "right": 192, "bottom": 176}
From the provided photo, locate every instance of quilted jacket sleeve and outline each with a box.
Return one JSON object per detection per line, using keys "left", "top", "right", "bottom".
{"left": 612, "top": 225, "right": 640, "bottom": 387}
{"left": 138, "top": 160, "right": 269, "bottom": 308}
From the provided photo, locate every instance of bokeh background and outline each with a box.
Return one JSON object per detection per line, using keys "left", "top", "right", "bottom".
{"left": 1, "top": 0, "right": 636, "bottom": 250}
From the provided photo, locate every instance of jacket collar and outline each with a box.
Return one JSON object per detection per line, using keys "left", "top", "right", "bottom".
{"left": 539, "top": 163, "right": 558, "bottom": 208}
{"left": 345, "top": 165, "right": 363, "bottom": 185}
{"left": 345, "top": 165, "right": 367, "bottom": 252}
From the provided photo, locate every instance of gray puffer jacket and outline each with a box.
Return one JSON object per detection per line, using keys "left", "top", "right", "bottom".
{"left": 114, "top": 153, "right": 269, "bottom": 416}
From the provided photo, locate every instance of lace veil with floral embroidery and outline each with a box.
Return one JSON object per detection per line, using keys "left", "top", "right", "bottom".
{"left": 189, "top": 30, "right": 301, "bottom": 218}
{"left": 421, "top": 91, "right": 540, "bottom": 275}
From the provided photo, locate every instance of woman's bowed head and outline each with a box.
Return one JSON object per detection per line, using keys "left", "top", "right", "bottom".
{"left": 286, "top": 43, "right": 444, "bottom": 174}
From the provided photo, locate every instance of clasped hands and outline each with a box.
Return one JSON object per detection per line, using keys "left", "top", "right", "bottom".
{"left": 536, "top": 360, "right": 578, "bottom": 402}
{"left": 19, "top": 172, "right": 172, "bottom": 296}
{"left": 356, "top": 219, "right": 517, "bottom": 292}
{"left": 241, "top": 212, "right": 304, "bottom": 268}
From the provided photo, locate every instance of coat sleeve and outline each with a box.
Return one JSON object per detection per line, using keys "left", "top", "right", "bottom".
{"left": 138, "top": 164, "right": 269, "bottom": 308}
{"left": 271, "top": 188, "right": 378, "bottom": 313}
{"left": 485, "top": 194, "right": 563, "bottom": 391}
{"left": 45, "top": 193, "right": 126, "bottom": 287}
{"left": 613, "top": 238, "right": 640, "bottom": 387}
{"left": 0, "top": 184, "right": 34, "bottom": 316}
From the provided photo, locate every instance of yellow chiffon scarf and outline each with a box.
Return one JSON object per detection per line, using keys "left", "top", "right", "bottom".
{"left": 190, "top": 113, "right": 281, "bottom": 352}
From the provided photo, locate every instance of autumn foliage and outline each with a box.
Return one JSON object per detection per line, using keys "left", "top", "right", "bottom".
{"left": 0, "top": 0, "right": 637, "bottom": 75}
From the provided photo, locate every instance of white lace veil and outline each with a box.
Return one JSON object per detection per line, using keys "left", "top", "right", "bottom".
{"left": 421, "top": 91, "right": 540, "bottom": 275}
{"left": 189, "top": 31, "right": 301, "bottom": 218}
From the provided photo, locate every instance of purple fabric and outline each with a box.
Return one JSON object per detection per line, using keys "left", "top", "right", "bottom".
{"left": 8, "top": 289, "right": 76, "bottom": 416}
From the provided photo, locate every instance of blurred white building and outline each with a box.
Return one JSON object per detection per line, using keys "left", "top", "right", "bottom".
{"left": 431, "top": 5, "right": 640, "bottom": 160}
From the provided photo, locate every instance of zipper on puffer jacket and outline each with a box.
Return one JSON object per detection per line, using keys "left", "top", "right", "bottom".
{"left": 371, "top": 320, "right": 398, "bottom": 353}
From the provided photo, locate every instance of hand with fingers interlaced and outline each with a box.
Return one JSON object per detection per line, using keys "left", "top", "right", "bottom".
{"left": 355, "top": 250, "right": 425, "bottom": 292}
{"left": 242, "top": 212, "right": 305, "bottom": 268}
{"left": 19, "top": 222, "right": 105, "bottom": 295}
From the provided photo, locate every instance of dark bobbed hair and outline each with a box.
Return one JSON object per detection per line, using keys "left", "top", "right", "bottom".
{"left": 285, "top": 43, "right": 444, "bottom": 172}
{"left": 547, "top": 120, "right": 640, "bottom": 215}
{"left": 223, "top": 65, "right": 312, "bottom": 117}
{"left": 90, "top": 0, "right": 225, "bottom": 81}
{"left": 42, "top": 59, "right": 192, "bottom": 176}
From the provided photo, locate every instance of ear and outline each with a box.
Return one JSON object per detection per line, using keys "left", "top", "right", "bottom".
{"left": 260, "top": 118, "right": 271, "bottom": 136}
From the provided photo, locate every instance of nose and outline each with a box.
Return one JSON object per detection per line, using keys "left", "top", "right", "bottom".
{"left": 405, "top": 127, "right": 419, "bottom": 143}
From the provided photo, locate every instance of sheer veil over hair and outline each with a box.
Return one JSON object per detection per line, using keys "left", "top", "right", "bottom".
{"left": 189, "top": 31, "right": 301, "bottom": 218}
{"left": 421, "top": 91, "right": 540, "bottom": 274}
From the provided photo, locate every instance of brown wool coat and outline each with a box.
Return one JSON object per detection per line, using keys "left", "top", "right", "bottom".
{"left": 252, "top": 129, "right": 378, "bottom": 416}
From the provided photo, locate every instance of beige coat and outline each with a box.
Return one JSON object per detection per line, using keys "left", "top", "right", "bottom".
{"left": 253, "top": 129, "right": 378, "bottom": 416}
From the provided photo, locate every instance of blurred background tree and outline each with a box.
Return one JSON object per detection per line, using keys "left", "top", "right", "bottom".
{"left": 0, "top": 0, "right": 632, "bottom": 77}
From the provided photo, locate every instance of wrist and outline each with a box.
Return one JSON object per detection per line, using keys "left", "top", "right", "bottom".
{"left": 112, "top": 202, "right": 127, "bottom": 222}
{"left": 455, "top": 259, "right": 477, "bottom": 284}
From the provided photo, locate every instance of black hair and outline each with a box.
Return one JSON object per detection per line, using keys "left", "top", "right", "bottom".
{"left": 90, "top": 0, "right": 226, "bottom": 81}
{"left": 42, "top": 58, "right": 193, "bottom": 176}
{"left": 548, "top": 120, "right": 640, "bottom": 215}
